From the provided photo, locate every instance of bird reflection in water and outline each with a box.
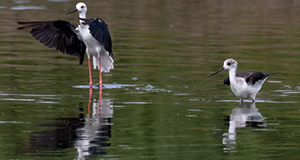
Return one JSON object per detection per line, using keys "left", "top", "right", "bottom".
{"left": 29, "top": 88, "right": 113, "bottom": 159}
{"left": 75, "top": 88, "right": 113, "bottom": 159}
{"left": 222, "top": 102, "right": 266, "bottom": 152}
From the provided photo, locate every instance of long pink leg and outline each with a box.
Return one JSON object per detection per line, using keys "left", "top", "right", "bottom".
{"left": 88, "top": 58, "right": 93, "bottom": 87}
{"left": 98, "top": 58, "right": 102, "bottom": 117}
{"left": 98, "top": 85, "right": 102, "bottom": 117}
{"left": 98, "top": 57, "right": 102, "bottom": 90}
{"left": 88, "top": 87, "right": 92, "bottom": 117}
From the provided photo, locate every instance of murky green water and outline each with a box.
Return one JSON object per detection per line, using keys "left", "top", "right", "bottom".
{"left": 1, "top": 0, "right": 300, "bottom": 159}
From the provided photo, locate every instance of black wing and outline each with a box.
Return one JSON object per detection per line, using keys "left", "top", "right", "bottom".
{"left": 244, "top": 72, "right": 272, "bottom": 85}
{"left": 17, "top": 20, "right": 86, "bottom": 65}
{"left": 223, "top": 72, "right": 272, "bottom": 85}
{"left": 80, "top": 18, "right": 116, "bottom": 62}
{"left": 223, "top": 77, "right": 230, "bottom": 85}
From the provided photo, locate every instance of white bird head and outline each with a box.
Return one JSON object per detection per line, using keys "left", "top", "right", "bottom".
{"left": 76, "top": 2, "right": 87, "bottom": 14}
{"left": 209, "top": 58, "right": 238, "bottom": 77}
{"left": 66, "top": 2, "right": 87, "bottom": 18}
{"left": 223, "top": 59, "right": 238, "bottom": 70}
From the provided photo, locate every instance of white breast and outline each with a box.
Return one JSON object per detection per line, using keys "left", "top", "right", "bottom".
{"left": 78, "top": 25, "right": 101, "bottom": 56}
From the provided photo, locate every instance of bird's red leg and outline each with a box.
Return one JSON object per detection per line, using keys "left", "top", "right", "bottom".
{"left": 88, "top": 87, "right": 92, "bottom": 117}
{"left": 98, "top": 85, "right": 102, "bottom": 117}
{"left": 98, "top": 57, "right": 102, "bottom": 90}
{"left": 88, "top": 58, "right": 93, "bottom": 87}
{"left": 98, "top": 57, "right": 102, "bottom": 117}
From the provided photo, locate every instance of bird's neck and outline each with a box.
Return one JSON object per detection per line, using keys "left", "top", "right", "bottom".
{"left": 78, "top": 12, "right": 87, "bottom": 24}
{"left": 78, "top": 11, "right": 86, "bottom": 18}
{"left": 228, "top": 68, "right": 237, "bottom": 82}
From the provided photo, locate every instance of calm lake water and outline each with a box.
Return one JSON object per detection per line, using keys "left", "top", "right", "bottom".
{"left": 1, "top": 0, "right": 300, "bottom": 159}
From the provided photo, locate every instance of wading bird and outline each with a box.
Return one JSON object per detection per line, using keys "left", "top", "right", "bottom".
{"left": 209, "top": 59, "right": 272, "bottom": 102}
{"left": 18, "top": 2, "right": 115, "bottom": 88}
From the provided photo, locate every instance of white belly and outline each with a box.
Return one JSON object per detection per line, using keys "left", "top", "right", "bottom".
{"left": 230, "top": 83, "right": 261, "bottom": 100}
{"left": 80, "top": 27, "right": 101, "bottom": 57}
{"left": 78, "top": 25, "right": 114, "bottom": 72}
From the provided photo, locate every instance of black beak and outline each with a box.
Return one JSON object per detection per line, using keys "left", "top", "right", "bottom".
{"left": 209, "top": 67, "right": 224, "bottom": 77}
{"left": 66, "top": 9, "right": 77, "bottom": 15}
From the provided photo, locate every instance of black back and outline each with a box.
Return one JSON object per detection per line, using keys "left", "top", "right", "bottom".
{"left": 223, "top": 72, "right": 272, "bottom": 86}
{"left": 79, "top": 18, "right": 115, "bottom": 61}
{"left": 18, "top": 20, "right": 86, "bottom": 65}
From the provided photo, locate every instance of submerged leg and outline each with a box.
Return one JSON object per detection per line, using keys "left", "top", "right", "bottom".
{"left": 98, "top": 57, "right": 102, "bottom": 89}
{"left": 98, "top": 85, "right": 102, "bottom": 117}
{"left": 98, "top": 58, "right": 102, "bottom": 117}
{"left": 88, "top": 58, "right": 93, "bottom": 87}
{"left": 88, "top": 87, "right": 92, "bottom": 116}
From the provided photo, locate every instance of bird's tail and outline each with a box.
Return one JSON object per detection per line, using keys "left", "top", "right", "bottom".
{"left": 92, "top": 52, "right": 114, "bottom": 72}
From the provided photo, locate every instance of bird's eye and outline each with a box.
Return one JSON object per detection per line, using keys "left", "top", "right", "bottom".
{"left": 81, "top": 6, "right": 84, "bottom": 8}
{"left": 227, "top": 62, "right": 231, "bottom": 65}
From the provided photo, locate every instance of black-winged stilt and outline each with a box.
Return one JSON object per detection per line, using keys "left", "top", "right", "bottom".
{"left": 209, "top": 59, "right": 272, "bottom": 102}
{"left": 17, "top": 2, "right": 115, "bottom": 88}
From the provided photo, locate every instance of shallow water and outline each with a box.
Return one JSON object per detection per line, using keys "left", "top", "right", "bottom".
{"left": 1, "top": 0, "right": 300, "bottom": 159}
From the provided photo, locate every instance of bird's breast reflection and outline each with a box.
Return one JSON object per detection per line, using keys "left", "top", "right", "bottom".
{"left": 75, "top": 89, "right": 113, "bottom": 159}
{"left": 28, "top": 88, "right": 114, "bottom": 159}
{"left": 222, "top": 102, "right": 266, "bottom": 152}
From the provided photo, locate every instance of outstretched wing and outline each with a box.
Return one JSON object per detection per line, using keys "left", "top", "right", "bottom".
{"left": 80, "top": 18, "right": 116, "bottom": 62}
{"left": 18, "top": 20, "right": 86, "bottom": 65}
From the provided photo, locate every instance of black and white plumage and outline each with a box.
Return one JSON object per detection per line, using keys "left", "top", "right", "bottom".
{"left": 223, "top": 72, "right": 271, "bottom": 86}
{"left": 209, "top": 59, "right": 272, "bottom": 102}
{"left": 17, "top": 2, "right": 115, "bottom": 88}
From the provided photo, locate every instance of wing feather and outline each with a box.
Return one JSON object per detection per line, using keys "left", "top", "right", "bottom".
{"left": 18, "top": 20, "right": 86, "bottom": 65}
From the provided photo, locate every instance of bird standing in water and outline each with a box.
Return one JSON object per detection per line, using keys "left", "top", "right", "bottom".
{"left": 209, "top": 59, "right": 272, "bottom": 102}
{"left": 18, "top": 2, "right": 115, "bottom": 89}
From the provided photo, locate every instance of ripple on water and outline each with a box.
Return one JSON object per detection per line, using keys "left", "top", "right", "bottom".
{"left": 274, "top": 90, "right": 300, "bottom": 94}
{"left": 72, "top": 83, "right": 137, "bottom": 89}
{"left": 14, "top": 0, "right": 30, "bottom": 4}
{"left": 134, "top": 84, "right": 172, "bottom": 93}
{"left": 10, "top": 5, "right": 46, "bottom": 10}
{"left": 0, "top": 121, "right": 30, "bottom": 124}
{"left": 0, "top": 93, "right": 60, "bottom": 104}
{"left": 121, "top": 102, "right": 152, "bottom": 104}
{"left": 73, "top": 83, "right": 172, "bottom": 93}
{"left": 216, "top": 99, "right": 297, "bottom": 103}
{"left": 267, "top": 80, "right": 282, "bottom": 84}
